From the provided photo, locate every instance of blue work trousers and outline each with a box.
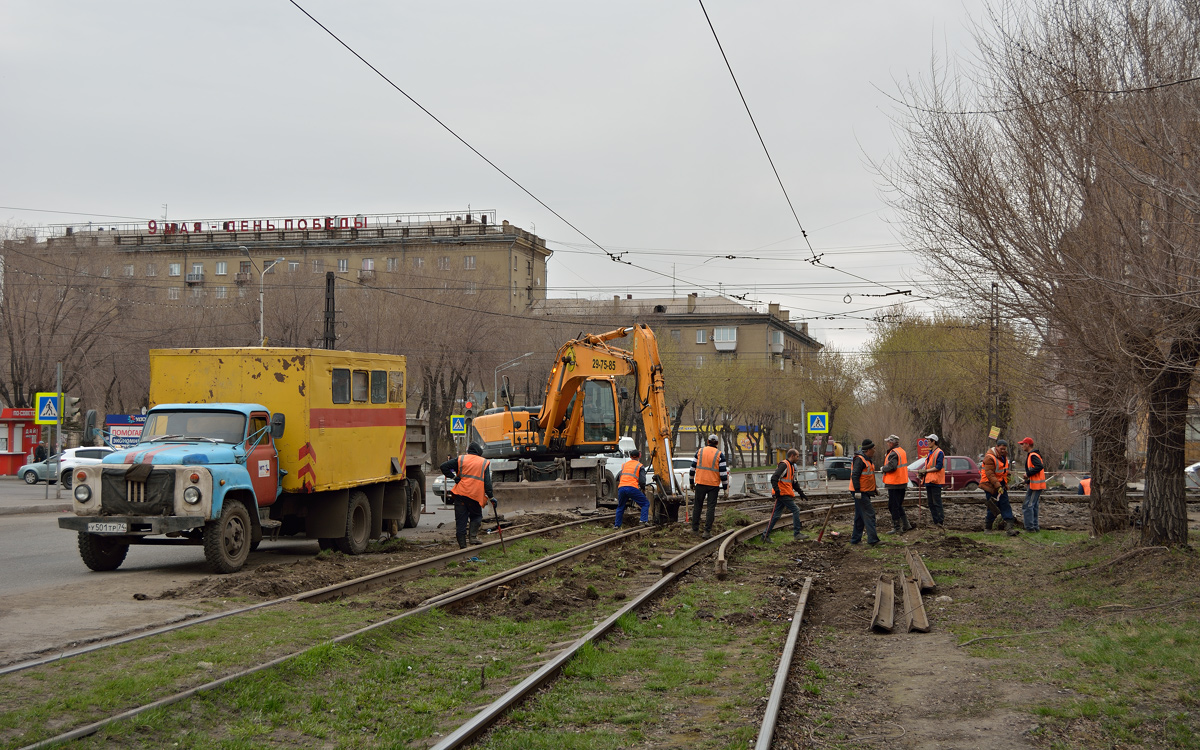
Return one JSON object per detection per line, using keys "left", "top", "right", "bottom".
{"left": 762, "top": 494, "right": 802, "bottom": 540}
{"left": 984, "top": 489, "right": 1015, "bottom": 526}
{"left": 615, "top": 486, "right": 649, "bottom": 527}
{"left": 851, "top": 492, "right": 880, "bottom": 544}
{"left": 1022, "top": 489, "right": 1042, "bottom": 531}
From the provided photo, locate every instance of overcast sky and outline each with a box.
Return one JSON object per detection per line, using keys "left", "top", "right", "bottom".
{"left": 0, "top": 1, "right": 991, "bottom": 351}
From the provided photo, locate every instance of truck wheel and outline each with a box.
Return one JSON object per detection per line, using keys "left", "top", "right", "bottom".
{"left": 78, "top": 533, "right": 129, "bottom": 572}
{"left": 23, "top": 470, "right": 39, "bottom": 485}
{"left": 203, "top": 501, "right": 252, "bottom": 574}
{"left": 404, "top": 468, "right": 425, "bottom": 529}
{"left": 335, "top": 490, "right": 371, "bottom": 555}
{"left": 600, "top": 469, "right": 617, "bottom": 501}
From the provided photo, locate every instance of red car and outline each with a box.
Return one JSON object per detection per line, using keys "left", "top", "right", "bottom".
{"left": 907, "top": 455, "right": 982, "bottom": 491}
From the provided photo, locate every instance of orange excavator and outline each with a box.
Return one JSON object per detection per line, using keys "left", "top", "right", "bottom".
{"left": 470, "top": 324, "right": 683, "bottom": 517}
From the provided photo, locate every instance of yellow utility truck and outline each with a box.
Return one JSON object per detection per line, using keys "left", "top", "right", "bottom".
{"left": 60, "top": 348, "right": 426, "bottom": 573}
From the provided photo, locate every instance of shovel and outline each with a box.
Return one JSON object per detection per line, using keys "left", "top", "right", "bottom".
{"left": 490, "top": 499, "right": 505, "bottom": 553}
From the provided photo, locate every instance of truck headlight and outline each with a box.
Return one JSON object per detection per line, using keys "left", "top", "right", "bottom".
{"left": 74, "top": 485, "right": 92, "bottom": 502}
{"left": 183, "top": 486, "right": 202, "bottom": 505}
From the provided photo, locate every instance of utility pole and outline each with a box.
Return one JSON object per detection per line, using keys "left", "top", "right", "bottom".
{"left": 54, "top": 362, "right": 62, "bottom": 500}
{"left": 986, "top": 282, "right": 1000, "bottom": 437}
{"left": 800, "top": 399, "right": 807, "bottom": 468}
{"left": 323, "top": 272, "right": 337, "bottom": 350}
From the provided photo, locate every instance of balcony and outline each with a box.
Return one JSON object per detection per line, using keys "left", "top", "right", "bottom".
{"left": 235, "top": 272, "right": 251, "bottom": 284}
{"left": 185, "top": 273, "right": 205, "bottom": 285}
{"left": 357, "top": 269, "right": 376, "bottom": 282}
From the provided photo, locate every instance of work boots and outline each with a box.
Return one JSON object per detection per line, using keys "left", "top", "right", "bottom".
{"left": 468, "top": 518, "right": 482, "bottom": 546}
{"left": 886, "top": 524, "right": 901, "bottom": 535}
{"left": 1002, "top": 519, "right": 1019, "bottom": 537}
{"left": 900, "top": 517, "right": 913, "bottom": 533}
{"left": 984, "top": 517, "right": 995, "bottom": 532}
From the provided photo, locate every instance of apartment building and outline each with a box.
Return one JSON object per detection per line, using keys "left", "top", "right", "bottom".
{"left": 39, "top": 209, "right": 550, "bottom": 313}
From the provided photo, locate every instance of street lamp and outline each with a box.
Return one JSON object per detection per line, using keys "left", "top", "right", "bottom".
{"left": 494, "top": 352, "right": 535, "bottom": 407}
{"left": 240, "top": 247, "right": 285, "bottom": 347}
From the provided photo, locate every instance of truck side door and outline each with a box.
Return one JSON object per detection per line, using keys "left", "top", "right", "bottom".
{"left": 247, "top": 412, "right": 279, "bottom": 506}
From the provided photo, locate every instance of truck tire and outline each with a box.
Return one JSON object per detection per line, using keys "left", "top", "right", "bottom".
{"left": 78, "top": 533, "right": 129, "bottom": 572}
{"left": 335, "top": 490, "right": 371, "bottom": 555}
{"left": 203, "top": 501, "right": 252, "bottom": 574}
{"left": 600, "top": 469, "right": 617, "bottom": 501}
{"left": 404, "top": 468, "right": 425, "bottom": 529}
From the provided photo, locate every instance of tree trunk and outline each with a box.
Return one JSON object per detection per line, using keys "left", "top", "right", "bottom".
{"left": 1140, "top": 339, "right": 1198, "bottom": 546}
{"left": 1086, "top": 399, "right": 1129, "bottom": 536}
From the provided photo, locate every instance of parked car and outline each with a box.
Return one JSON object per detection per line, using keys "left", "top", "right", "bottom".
{"left": 20, "top": 447, "right": 114, "bottom": 487}
{"left": 1186, "top": 461, "right": 1200, "bottom": 489}
{"left": 19, "top": 453, "right": 63, "bottom": 485}
{"left": 431, "top": 474, "right": 456, "bottom": 500}
{"left": 907, "top": 454, "right": 981, "bottom": 491}
{"left": 824, "top": 457, "right": 853, "bottom": 481}
{"left": 646, "top": 456, "right": 693, "bottom": 496}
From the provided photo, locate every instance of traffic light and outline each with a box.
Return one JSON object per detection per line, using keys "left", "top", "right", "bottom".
{"left": 63, "top": 396, "right": 82, "bottom": 422}
{"left": 464, "top": 401, "right": 475, "bottom": 419}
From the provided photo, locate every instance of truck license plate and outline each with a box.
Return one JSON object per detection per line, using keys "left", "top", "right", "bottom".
{"left": 87, "top": 522, "right": 128, "bottom": 533}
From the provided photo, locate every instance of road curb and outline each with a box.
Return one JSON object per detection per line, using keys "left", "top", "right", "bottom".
{"left": 0, "top": 503, "right": 71, "bottom": 516}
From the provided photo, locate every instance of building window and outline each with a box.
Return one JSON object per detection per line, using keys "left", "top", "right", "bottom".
{"left": 438, "top": 256, "right": 450, "bottom": 271}
{"left": 264, "top": 261, "right": 277, "bottom": 274}
{"left": 287, "top": 261, "right": 299, "bottom": 272}
{"left": 238, "top": 287, "right": 246, "bottom": 298}
{"left": 192, "top": 263, "right": 204, "bottom": 276}
{"left": 167, "top": 287, "right": 180, "bottom": 300}
{"left": 191, "top": 286, "right": 204, "bottom": 298}
{"left": 169, "top": 263, "right": 181, "bottom": 277}
{"left": 362, "top": 258, "right": 374, "bottom": 271}
{"left": 670, "top": 329, "right": 681, "bottom": 343}
{"left": 464, "top": 255, "right": 476, "bottom": 270}
{"left": 122, "top": 264, "right": 134, "bottom": 277}
{"left": 466, "top": 282, "right": 477, "bottom": 294}
{"left": 215, "top": 286, "right": 227, "bottom": 299}
{"left": 215, "top": 261, "right": 227, "bottom": 276}
{"left": 714, "top": 327, "right": 737, "bottom": 343}
{"left": 414, "top": 257, "right": 425, "bottom": 269}
{"left": 146, "top": 263, "right": 157, "bottom": 277}
{"left": 312, "top": 259, "right": 324, "bottom": 273}
{"left": 240, "top": 260, "right": 252, "bottom": 274}
{"left": 696, "top": 329, "right": 707, "bottom": 344}
{"left": 696, "top": 355, "right": 705, "bottom": 368}
{"left": 386, "top": 257, "right": 398, "bottom": 272}
{"left": 101, "top": 265, "right": 110, "bottom": 278}
{"left": 527, "top": 260, "right": 532, "bottom": 275}
{"left": 337, "top": 258, "right": 348, "bottom": 273}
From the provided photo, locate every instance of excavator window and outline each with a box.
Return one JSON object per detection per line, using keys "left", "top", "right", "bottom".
{"left": 581, "top": 380, "right": 616, "bottom": 443}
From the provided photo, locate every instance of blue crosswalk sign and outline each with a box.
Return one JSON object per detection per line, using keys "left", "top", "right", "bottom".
{"left": 807, "top": 412, "right": 829, "bottom": 434}
{"left": 35, "top": 393, "right": 60, "bottom": 425}
{"left": 450, "top": 415, "right": 467, "bottom": 435}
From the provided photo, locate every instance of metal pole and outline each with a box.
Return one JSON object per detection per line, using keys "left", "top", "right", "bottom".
{"left": 800, "top": 399, "right": 807, "bottom": 468}
{"left": 323, "top": 272, "right": 336, "bottom": 349}
{"left": 259, "top": 272, "right": 265, "bottom": 346}
{"left": 54, "top": 362, "right": 62, "bottom": 500}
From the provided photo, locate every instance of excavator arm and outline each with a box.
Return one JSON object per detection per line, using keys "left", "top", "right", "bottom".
{"left": 537, "top": 325, "right": 678, "bottom": 494}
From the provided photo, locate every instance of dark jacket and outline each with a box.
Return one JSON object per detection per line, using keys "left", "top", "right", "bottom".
{"left": 1023, "top": 451, "right": 1044, "bottom": 478}
{"left": 770, "top": 460, "right": 806, "bottom": 498}
{"left": 439, "top": 456, "right": 494, "bottom": 499}
{"left": 851, "top": 453, "right": 876, "bottom": 494}
{"left": 34, "top": 444, "right": 47, "bottom": 462}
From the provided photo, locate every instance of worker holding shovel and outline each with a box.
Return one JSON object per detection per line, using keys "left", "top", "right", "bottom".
{"left": 761, "top": 449, "right": 808, "bottom": 542}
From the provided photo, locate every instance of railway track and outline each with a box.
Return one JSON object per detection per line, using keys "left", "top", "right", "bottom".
{"left": 16, "top": 516, "right": 674, "bottom": 749}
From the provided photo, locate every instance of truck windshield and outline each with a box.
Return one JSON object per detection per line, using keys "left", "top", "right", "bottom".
{"left": 140, "top": 411, "right": 247, "bottom": 444}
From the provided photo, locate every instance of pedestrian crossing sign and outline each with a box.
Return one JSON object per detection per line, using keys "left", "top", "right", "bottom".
{"left": 807, "top": 412, "right": 829, "bottom": 434}
{"left": 450, "top": 415, "right": 467, "bottom": 435}
{"left": 35, "top": 393, "right": 60, "bottom": 425}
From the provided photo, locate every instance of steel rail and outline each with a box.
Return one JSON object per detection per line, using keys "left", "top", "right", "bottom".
{"left": 716, "top": 499, "right": 887, "bottom": 576}
{"left": 756, "top": 577, "right": 813, "bottom": 750}
{"left": 18, "top": 518, "right": 646, "bottom": 750}
{"left": 0, "top": 514, "right": 614, "bottom": 677}
{"left": 431, "top": 529, "right": 736, "bottom": 750}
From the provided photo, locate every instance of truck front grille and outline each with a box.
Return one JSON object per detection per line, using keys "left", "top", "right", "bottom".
{"left": 99, "top": 468, "right": 176, "bottom": 516}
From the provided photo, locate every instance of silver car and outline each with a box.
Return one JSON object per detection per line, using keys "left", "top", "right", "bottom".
{"left": 19, "top": 447, "right": 114, "bottom": 487}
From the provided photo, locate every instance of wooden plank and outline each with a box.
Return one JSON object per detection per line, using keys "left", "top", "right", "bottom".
{"left": 902, "top": 576, "right": 931, "bottom": 633}
{"left": 870, "top": 574, "right": 895, "bottom": 632}
{"left": 905, "top": 548, "right": 936, "bottom": 592}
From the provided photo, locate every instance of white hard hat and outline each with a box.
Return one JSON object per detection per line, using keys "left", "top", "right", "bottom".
{"left": 707, "top": 433, "right": 719, "bottom": 445}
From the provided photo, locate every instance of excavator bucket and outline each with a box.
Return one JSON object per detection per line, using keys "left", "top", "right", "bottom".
{"left": 492, "top": 479, "right": 601, "bottom": 515}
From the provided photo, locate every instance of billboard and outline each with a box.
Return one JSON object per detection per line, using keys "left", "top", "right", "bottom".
{"left": 105, "top": 414, "right": 147, "bottom": 449}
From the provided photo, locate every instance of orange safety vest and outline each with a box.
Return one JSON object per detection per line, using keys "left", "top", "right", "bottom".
{"left": 694, "top": 445, "right": 721, "bottom": 487}
{"left": 456, "top": 454, "right": 490, "bottom": 507}
{"left": 617, "top": 458, "right": 642, "bottom": 489}
{"left": 883, "top": 446, "right": 908, "bottom": 485}
{"left": 849, "top": 455, "right": 876, "bottom": 493}
{"left": 1080, "top": 477, "right": 1091, "bottom": 495}
{"left": 923, "top": 448, "right": 945, "bottom": 485}
{"left": 981, "top": 450, "right": 1009, "bottom": 485}
{"left": 777, "top": 460, "right": 796, "bottom": 497}
{"left": 1026, "top": 451, "right": 1046, "bottom": 490}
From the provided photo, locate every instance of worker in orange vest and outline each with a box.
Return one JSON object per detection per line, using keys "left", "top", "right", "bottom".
{"left": 1078, "top": 476, "right": 1091, "bottom": 495}
{"left": 915, "top": 433, "right": 946, "bottom": 527}
{"left": 761, "top": 448, "right": 809, "bottom": 542}
{"left": 1016, "top": 437, "right": 1045, "bottom": 532}
{"left": 881, "top": 435, "right": 911, "bottom": 534}
{"left": 980, "top": 440, "right": 1018, "bottom": 535}
{"left": 690, "top": 434, "right": 729, "bottom": 539}
{"left": 849, "top": 439, "right": 880, "bottom": 545}
{"left": 614, "top": 449, "right": 649, "bottom": 528}
{"left": 439, "top": 442, "right": 494, "bottom": 548}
